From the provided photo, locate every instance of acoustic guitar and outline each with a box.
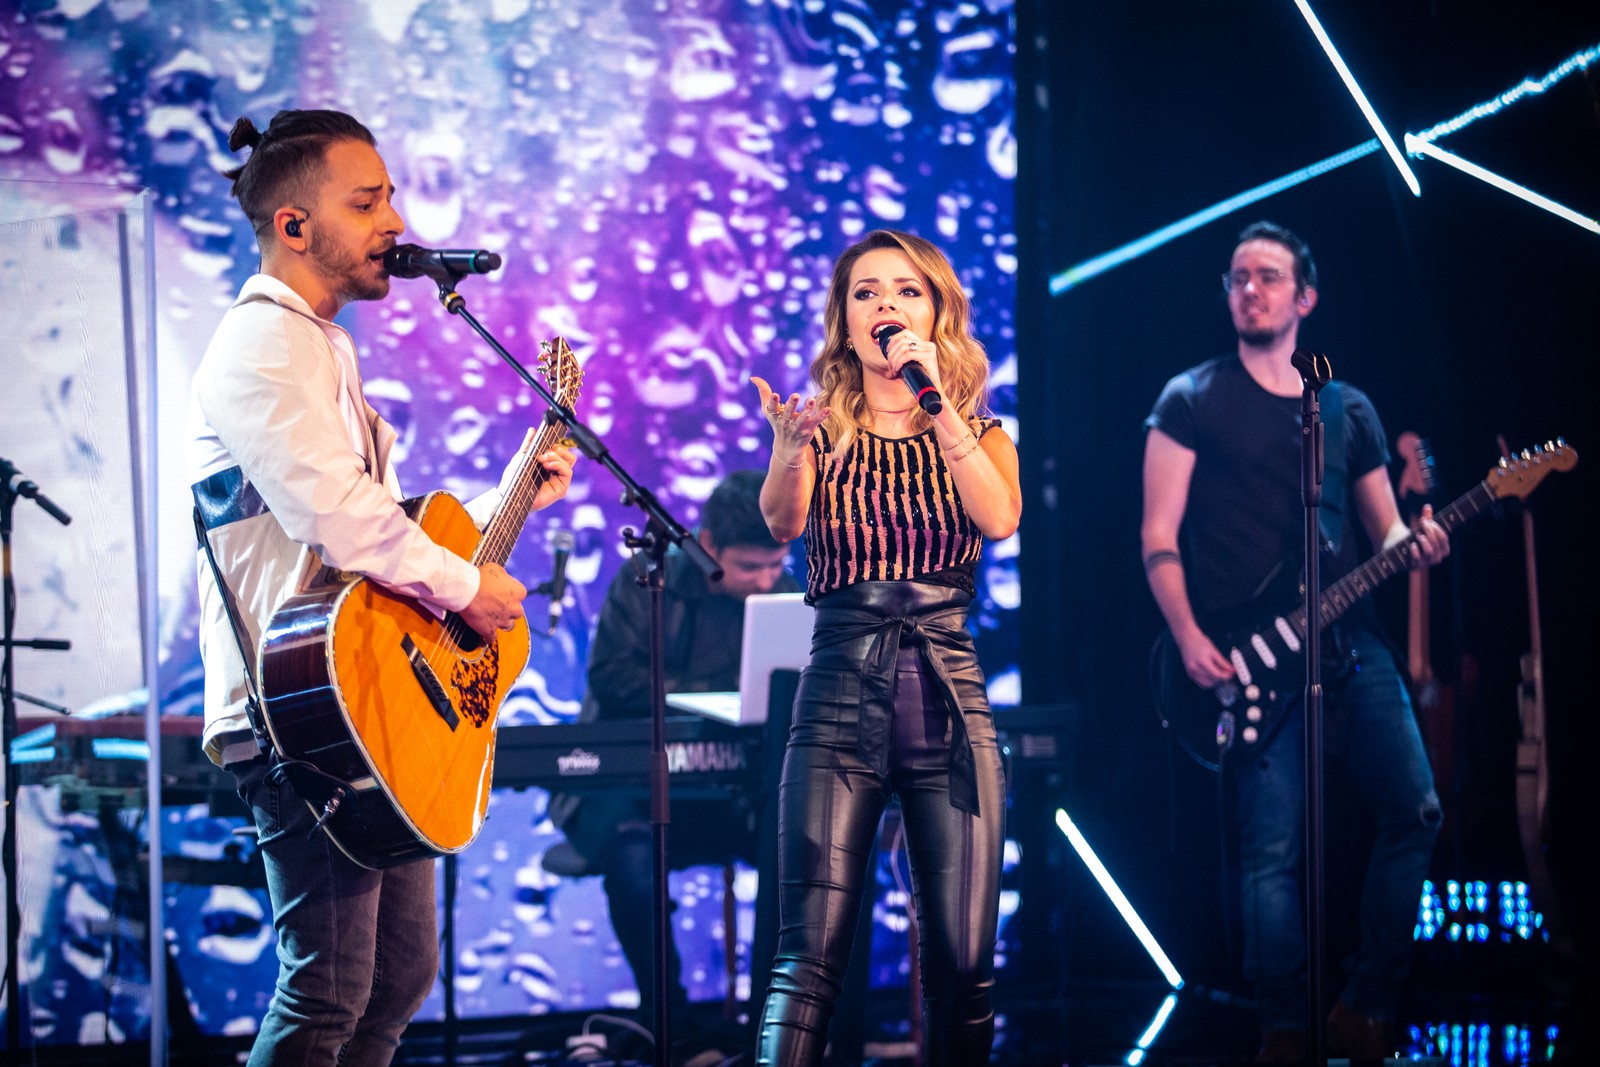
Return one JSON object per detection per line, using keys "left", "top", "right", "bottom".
{"left": 258, "top": 338, "right": 582, "bottom": 868}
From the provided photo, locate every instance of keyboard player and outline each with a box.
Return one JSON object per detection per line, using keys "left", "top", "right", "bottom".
{"left": 546, "top": 470, "right": 798, "bottom": 1058}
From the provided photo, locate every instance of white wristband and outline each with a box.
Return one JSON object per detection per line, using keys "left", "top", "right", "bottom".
{"left": 1381, "top": 524, "right": 1412, "bottom": 551}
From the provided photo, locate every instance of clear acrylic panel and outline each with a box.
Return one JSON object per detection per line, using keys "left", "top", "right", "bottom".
{"left": 1, "top": 184, "right": 163, "bottom": 1059}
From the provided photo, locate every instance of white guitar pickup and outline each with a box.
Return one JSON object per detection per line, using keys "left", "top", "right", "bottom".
{"left": 1274, "top": 617, "right": 1301, "bottom": 653}
{"left": 1250, "top": 633, "right": 1278, "bottom": 671}
{"left": 1229, "top": 647, "right": 1253, "bottom": 687}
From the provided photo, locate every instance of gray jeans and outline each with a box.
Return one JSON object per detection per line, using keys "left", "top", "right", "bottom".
{"left": 232, "top": 755, "right": 438, "bottom": 1067}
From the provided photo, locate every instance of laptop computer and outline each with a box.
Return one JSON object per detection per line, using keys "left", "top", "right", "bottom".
{"left": 667, "top": 592, "right": 814, "bottom": 725}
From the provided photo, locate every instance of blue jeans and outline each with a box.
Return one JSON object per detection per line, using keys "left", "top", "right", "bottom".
{"left": 232, "top": 756, "right": 439, "bottom": 1067}
{"left": 1230, "top": 626, "right": 1442, "bottom": 1030}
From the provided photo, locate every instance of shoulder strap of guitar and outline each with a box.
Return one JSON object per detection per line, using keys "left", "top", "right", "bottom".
{"left": 1318, "top": 381, "right": 1347, "bottom": 555}
{"left": 192, "top": 506, "right": 274, "bottom": 757}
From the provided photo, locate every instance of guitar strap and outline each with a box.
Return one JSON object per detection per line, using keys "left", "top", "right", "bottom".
{"left": 1317, "top": 381, "right": 1347, "bottom": 555}
{"left": 194, "top": 509, "right": 357, "bottom": 836}
{"left": 192, "top": 506, "right": 275, "bottom": 757}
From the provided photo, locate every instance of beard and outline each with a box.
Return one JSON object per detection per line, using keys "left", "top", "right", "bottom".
{"left": 1236, "top": 325, "right": 1279, "bottom": 348}
{"left": 308, "top": 228, "right": 389, "bottom": 305}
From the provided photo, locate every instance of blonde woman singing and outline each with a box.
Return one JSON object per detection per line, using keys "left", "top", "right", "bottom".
{"left": 750, "top": 229, "right": 1021, "bottom": 1066}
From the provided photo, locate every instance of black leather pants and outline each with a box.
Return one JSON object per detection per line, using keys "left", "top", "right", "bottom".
{"left": 755, "top": 581, "right": 1005, "bottom": 1067}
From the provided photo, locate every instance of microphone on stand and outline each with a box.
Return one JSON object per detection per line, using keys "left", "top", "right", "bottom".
{"left": 540, "top": 529, "right": 575, "bottom": 636}
{"left": 1, "top": 457, "right": 71, "bottom": 525}
{"left": 875, "top": 324, "right": 943, "bottom": 415}
{"left": 382, "top": 244, "right": 503, "bottom": 281}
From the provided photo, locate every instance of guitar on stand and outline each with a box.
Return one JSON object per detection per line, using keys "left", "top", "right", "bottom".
{"left": 1497, "top": 433, "right": 1577, "bottom": 989}
{"left": 1395, "top": 433, "right": 1459, "bottom": 842}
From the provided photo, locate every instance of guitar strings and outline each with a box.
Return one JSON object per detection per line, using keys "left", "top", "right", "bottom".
{"left": 441, "top": 351, "right": 576, "bottom": 650}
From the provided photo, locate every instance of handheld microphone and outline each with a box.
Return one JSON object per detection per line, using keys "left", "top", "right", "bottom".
{"left": 543, "top": 528, "right": 575, "bottom": 634}
{"left": 382, "top": 244, "right": 503, "bottom": 281}
{"left": 875, "top": 324, "right": 943, "bottom": 415}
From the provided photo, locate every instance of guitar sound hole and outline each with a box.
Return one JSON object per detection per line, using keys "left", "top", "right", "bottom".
{"left": 449, "top": 616, "right": 483, "bottom": 654}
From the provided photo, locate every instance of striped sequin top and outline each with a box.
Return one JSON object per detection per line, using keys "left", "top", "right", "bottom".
{"left": 803, "top": 419, "right": 1000, "bottom": 602}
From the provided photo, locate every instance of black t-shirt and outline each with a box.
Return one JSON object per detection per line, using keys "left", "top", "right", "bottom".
{"left": 1146, "top": 355, "right": 1389, "bottom": 620}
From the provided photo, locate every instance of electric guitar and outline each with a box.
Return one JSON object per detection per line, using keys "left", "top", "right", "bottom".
{"left": 1150, "top": 440, "right": 1576, "bottom": 770}
{"left": 258, "top": 338, "right": 583, "bottom": 868}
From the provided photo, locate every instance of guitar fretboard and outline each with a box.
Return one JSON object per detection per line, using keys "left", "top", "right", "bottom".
{"left": 472, "top": 413, "right": 568, "bottom": 568}
{"left": 1285, "top": 479, "right": 1497, "bottom": 639}
{"left": 440, "top": 340, "right": 579, "bottom": 649}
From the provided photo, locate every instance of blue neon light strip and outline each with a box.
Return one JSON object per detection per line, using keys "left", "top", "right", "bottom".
{"left": 1126, "top": 993, "right": 1180, "bottom": 1066}
{"left": 1050, "top": 43, "right": 1600, "bottom": 295}
{"left": 91, "top": 737, "right": 152, "bottom": 761}
{"left": 1406, "top": 135, "right": 1599, "bottom": 234}
{"left": 1291, "top": 0, "right": 1420, "bottom": 195}
{"left": 1048, "top": 141, "right": 1380, "bottom": 294}
{"left": 1055, "top": 808, "right": 1184, "bottom": 989}
{"left": 12, "top": 723, "right": 57, "bottom": 750}
{"left": 1411, "top": 44, "right": 1600, "bottom": 144}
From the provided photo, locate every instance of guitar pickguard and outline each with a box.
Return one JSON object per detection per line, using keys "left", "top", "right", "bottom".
{"left": 451, "top": 640, "right": 501, "bottom": 728}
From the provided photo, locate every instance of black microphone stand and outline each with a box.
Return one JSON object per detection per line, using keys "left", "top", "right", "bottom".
{"left": 424, "top": 272, "right": 720, "bottom": 1067}
{"left": 1290, "top": 348, "right": 1332, "bottom": 1067}
{"left": 1, "top": 457, "right": 73, "bottom": 1055}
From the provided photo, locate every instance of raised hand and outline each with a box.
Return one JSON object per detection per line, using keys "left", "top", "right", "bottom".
{"left": 750, "top": 375, "right": 829, "bottom": 462}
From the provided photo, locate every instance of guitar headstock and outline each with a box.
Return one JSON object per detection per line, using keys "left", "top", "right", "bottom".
{"left": 1486, "top": 439, "right": 1578, "bottom": 501}
{"left": 538, "top": 337, "right": 584, "bottom": 409}
{"left": 1396, "top": 431, "right": 1439, "bottom": 505}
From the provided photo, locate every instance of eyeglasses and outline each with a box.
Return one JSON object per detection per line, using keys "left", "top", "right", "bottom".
{"left": 1221, "top": 268, "right": 1291, "bottom": 294}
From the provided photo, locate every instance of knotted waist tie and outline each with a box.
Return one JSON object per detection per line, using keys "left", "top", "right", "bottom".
{"left": 806, "top": 580, "right": 987, "bottom": 815}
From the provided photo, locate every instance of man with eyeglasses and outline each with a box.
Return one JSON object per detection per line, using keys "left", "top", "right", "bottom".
{"left": 1140, "top": 221, "right": 1449, "bottom": 1062}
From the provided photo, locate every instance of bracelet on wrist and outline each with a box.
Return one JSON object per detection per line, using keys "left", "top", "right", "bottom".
{"left": 942, "top": 427, "right": 987, "bottom": 458}
{"left": 940, "top": 432, "right": 975, "bottom": 453}
{"left": 945, "top": 435, "right": 982, "bottom": 462}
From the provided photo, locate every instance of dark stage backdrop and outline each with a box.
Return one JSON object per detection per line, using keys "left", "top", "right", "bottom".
{"left": 0, "top": 0, "right": 1018, "bottom": 1045}
{"left": 1017, "top": 0, "right": 1599, "bottom": 1050}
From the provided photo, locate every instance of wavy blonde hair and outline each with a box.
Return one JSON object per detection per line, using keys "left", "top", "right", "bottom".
{"left": 811, "top": 230, "right": 991, "bottom": 458}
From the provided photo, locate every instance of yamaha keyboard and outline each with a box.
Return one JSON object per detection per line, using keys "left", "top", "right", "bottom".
{"left": 492, "top": 703, "right": 1077, "bottom": 791}
{"left": 492, "top": 716, "right": 763, "bottom": 792}
{"left": 17, "top": 704, "right": 1074, "bottom": 796}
